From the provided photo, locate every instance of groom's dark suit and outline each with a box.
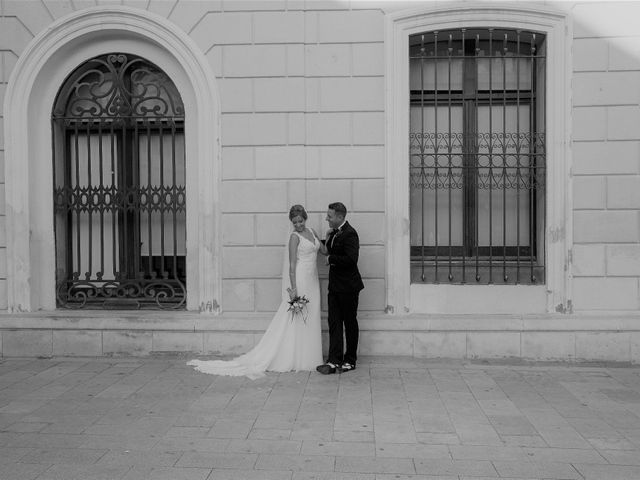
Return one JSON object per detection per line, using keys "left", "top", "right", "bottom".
{"left": 326, "top": 221, "right": 364, "bottom": 367}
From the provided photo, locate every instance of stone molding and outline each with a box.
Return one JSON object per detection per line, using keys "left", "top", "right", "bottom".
{"left": 384, "top": 3, "right": 572, "bottom": 314}
{"left": 3, "top": 6, "right": 221, "bottom": 312}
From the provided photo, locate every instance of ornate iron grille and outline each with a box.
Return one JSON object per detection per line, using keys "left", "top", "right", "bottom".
{"left": 52, "top": 54, "right": 186, "bottom": 309}
{"left": 409, "top": 28, "right": 546, "bottom": 285}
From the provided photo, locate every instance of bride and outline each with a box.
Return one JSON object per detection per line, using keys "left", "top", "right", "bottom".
{"left": 188, "top": 205, "right": 326, "bottom": 378}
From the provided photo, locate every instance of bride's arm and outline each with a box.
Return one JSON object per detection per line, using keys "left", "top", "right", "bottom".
{"left": 288, "top": 233, "right": 300, "bottom": 299}
{"left": 310, "top": 228, "right": 328, "bottom": 256}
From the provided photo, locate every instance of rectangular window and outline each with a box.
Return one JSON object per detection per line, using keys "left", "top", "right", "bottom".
{"left": 409, "top": 28, "right": 546, "bottom": 285}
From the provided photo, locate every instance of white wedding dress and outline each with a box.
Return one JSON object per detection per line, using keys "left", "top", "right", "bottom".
{"left": 188, "top": 230, "right": 323, "bottom": 379}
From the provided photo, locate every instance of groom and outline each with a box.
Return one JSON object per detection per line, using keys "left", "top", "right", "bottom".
{"left": 317, "top": 202, "right": 364, "bottom": 375}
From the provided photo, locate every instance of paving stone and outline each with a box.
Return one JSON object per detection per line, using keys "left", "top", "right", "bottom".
{"left": 3, "top": 358, "right": 640, "bottom": 478}
{"left": 413, "top": 458, "right": 497, "bottom": 477}
{"left": 335, "top": 456, "right": 415, "bottom": 474}
{"left": 33, "top": 464, "right": 131, "bottom": 480}
{"left": 0, "top": 461, "right": 49, "bottom": 480}
{"left": 255, "top": 454, "right": 335, "bottom": 472}
{"left": 123, "top": 465, "right": 212, "bottom": 480}
{"left": 493, "top": 460, "right": 583, "bottom": 479}
{"left": 18, "top": 447, "right": 108, "bottom": 465}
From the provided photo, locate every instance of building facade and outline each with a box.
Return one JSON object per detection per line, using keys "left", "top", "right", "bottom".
{"left": 0, "top": 0, "right": 639, "bottom": 361}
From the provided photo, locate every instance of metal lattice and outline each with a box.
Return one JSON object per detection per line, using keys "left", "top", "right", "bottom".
{"left": 52, "top": 54, "right": 187, "bottom": 309}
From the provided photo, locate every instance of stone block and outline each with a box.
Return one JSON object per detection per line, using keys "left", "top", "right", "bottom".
{"left": 254, "top": 78, "right": 305, "bottom": 112}
{"left": 305, "top": 77, "right": 320, "bottom": 111}
{"left": 222, "top": 146, "right": 254, "bottom": 180}
{"left": 223, "top": 45, "right": 287, "bottom": 77}
{"left": 255, "top": 146, "right": 306, "bottom": 179}
{"left": 218, "top": 78, "right": 253, "bottom": 113}
{"left": 352, "top": 43, "right": 384, "bottom": 76}
{"left": 573, "top": 72, "right": 640, "bottom": 106}
{"left": 607, "top": 245, "right": 640, "bottom": 276}
{"left": 573, "top": 211, "right": 639, "bottom": 243}
{"left": 359, "top": 331, "right": 412, "bottom": 356}
{"left": 255, "top": 214, "right": 292, "bottom": 245}
{"left": 319, "top": 77, "right": 384, "bottom": 111}
{"left": 358, "top": 278, "right": 385, "bottom": 311}
{"left": 52, "top": 330, "right": 102, "bottom": 356}
{"left": 146, "top": 0, "right": 174, "bottom": 16}
{"left": 306, "top": 179, "right": 352, "bottom": 212}
{"left": 255, "top": 278, "right": 283, "bottom": 311}
{"left": 2, "top": 330, "right": 52, "bottom": 357}
{"left": 573, "top": 38, "right": 608, "bottom": 72}
{"left": 347, "top": 213, "right": 385, "bottom": 245}
{"left": 317, "top": 10, "right": 383, "bottom": 43}
{"left": 609, "top": 36, "right": 640, "bottom": 71}
{"left": 103, "top": 331, "right": 152, "bottom": 356}
{"left": 575, "top": 332, "right": 631, "bottom": 362}
{"left": 573, "top": 277, "right": 639, "bottom": 310}
{"left": 0, "top": 17, "right": 33, "bottom": 56}
{"left": 305, "top": 113, "right": 351, "bottom": 145}
{"left": 287, "top": 179, "right": 307, "bottom": 207}
{"left": 467, "top": 332, "right": 521, "bottom": 359}
{"left": 253, "top": 11, "right": 304, "bottom": 43}
{"left": 222, "top": 113, "right": 289, "bottom": 146}
{"left": 319, "top": 146, "right": 384, "bottom": 179}
{"left": 222, "top": 214, "right": 255, "bottom": 245}
{"left": 521, "top": 332, "right": 575, "bottom": 361}
{"left": 353, "top": 112, "right": 384, "bottom": 145}
{"left": 0, "top": 51, "right": 18, "bottom": 83}
{"left": 0, "top": 249, "right": 5, "bottom": 279}
{"left": 573, "top": 2, "right": 640, "bottom": 38}
{"left": 607, "top": 176, "right": 640, "bottom": 208}
{"left": 573, "top": 176, "right": 606, "bottom": 209}
{"left": 170, "top": 0, "right": 221, "bottom": 33}
{"left": 572, "top": 141, "right": 640, "bottom": 175}
{"left": 288, "top": 112, "right": 305, "bottom": 145}
{"left": 414, "top": 332, "right": 466, "bottom": 359}
{"left": 152, "top": 332, "right": 203, "bottom": 355}
{"left": 206, "top": 47, "right": 222, "bottom": 77}
{"left": 287, "top": 45, "right": 305, "bottom": 76}
{"left": 222, "top": 279, "right": 255, "bottom": 311}
{"left": 0, "top": 151, "right": 5, "bottom": 183}
{"left": 190, "top": 12, "right": 252, "bottom": 50}
{"left": 609, "top": 106, "right": 640, "bottom": 140}
{"left": 358, "top": 246, "right": 384, "bottom": 278}
{"left": 221, "top": 180, "right": 288, "bottom": 213}
{"left": 222, "top": 246, "right": 283, "bottom": 278}
{"left": 3, "top": 0, "right": 53, "bottom": 37}
{"left": 304, "top": 44, "right": 350, "bottom": 77}
{"left": 0, "top": 280, "right": 6, "bottom": 309}
{"left": 204, "top": 332, "right": 254, "bottom": 355}
{"left": 631, "top": 332, "right": 640, "bottom": 364}
{"left": 353, "top": 179, "right": 384, "bottom": 212}
{"left": 573, "top": 107, "right": 606, "bottom": 141}
{"left": 572, "top": 244, "right": 606, "bottom": 276}
{"left": 222, "top": 0, "right": 286, "bottom": 10}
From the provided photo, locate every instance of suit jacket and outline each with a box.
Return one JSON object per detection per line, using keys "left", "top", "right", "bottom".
{"left": 326, "top": 221, "right": 364, "bottom": 293}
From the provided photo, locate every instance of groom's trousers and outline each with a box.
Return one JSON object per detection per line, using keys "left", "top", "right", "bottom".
{"left": 327, "top": 291, "right": 360, "bottom": 365}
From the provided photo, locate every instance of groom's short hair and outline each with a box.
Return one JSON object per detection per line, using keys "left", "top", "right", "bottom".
{"left": 328, "top": 202, "right": 347, "bottom": 218}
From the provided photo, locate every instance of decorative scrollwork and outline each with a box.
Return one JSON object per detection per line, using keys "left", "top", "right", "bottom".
{"left": 53, "top": 53, "right": 184, "bottom": 119}
{"left": 56, "top": 278, "right": 186, "bottom": 310}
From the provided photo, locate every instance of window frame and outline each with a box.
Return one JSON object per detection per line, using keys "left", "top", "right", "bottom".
{"left": 408, "top": 28, "right": 546, "bottom": 285}
{"left": 384, "top": 4, "right": 571, "bottom": 314}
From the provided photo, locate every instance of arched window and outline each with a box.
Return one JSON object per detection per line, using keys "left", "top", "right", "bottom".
{"left": 52, "top": 53, "right": 186, "bottom": 309}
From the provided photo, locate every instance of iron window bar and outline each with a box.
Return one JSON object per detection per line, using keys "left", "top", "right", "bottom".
{"left": 409, "top": 28, "right": 546, "bottom": 285}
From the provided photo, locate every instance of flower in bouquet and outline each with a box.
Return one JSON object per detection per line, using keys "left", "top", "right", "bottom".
{"left": 286, "top": 289, "right": 309, "bottom": 323}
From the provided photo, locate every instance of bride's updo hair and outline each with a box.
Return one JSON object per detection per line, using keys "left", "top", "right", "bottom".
{"left": 289, "top": 204, "right": 308, "bottom": 221}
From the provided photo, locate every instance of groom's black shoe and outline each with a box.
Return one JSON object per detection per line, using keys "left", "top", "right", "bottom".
{"left": 337, "top": 362, "right": 356, "bottom": 373}
{"left": 316, "top": 363, "right": 337, "bottom": 375}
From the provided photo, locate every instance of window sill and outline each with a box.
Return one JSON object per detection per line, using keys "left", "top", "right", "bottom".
{"left": 410, "top": 283, "right": 547, "bottom": 314}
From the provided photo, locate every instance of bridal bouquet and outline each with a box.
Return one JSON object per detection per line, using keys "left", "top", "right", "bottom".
{"left": 287, "top": 292, "right": 309, "bottom": 324}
